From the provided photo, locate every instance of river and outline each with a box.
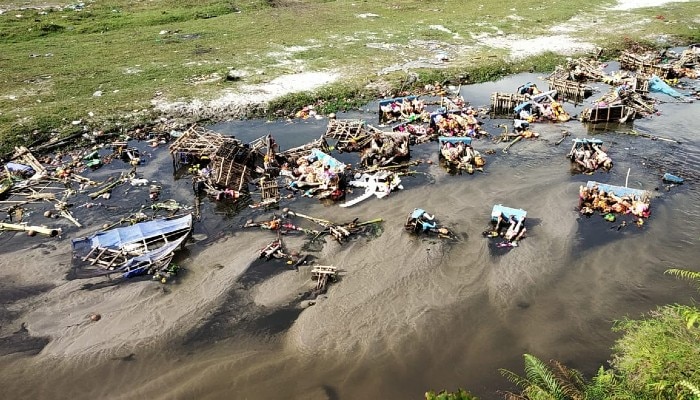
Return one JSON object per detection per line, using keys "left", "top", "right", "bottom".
{"left": 0, "top": 72, "right": 698, "bottom": 400}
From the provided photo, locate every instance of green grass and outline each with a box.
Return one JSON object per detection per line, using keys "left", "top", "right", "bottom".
{"left": 1, "top": 0, "right": 699, "bottom": 153}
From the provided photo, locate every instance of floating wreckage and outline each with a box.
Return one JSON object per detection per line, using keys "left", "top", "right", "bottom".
{"left": 491, "top": 83, "right": 570, "bottom": 123}
{"left": 284, "top": 148, "right": 347, "bottom": 202}
{"left": 378, "top": 95, "right": 427, "bottom": 124}
{"left": 71, "top": 214, "right": 192, "bottom": 280}
{"left": 566, "top": 138, "right": 613, "bottom": 173}
{"left": 324, "top": 118, "right": 411, "bottom": 167}
{"left": 429, "top": 107, "right": 486, "bottom": 138}
{"left": 341, "top": 170, "right": 403, "bottom": 208}
{"left": 484, "top": 205, "right": 527, "bottom": 248}
{"left": 579, "top": 181, "right": 651, "bottom": 225}
{"left": 404, "top": 208, "right": 453, "bottom": 238}
{"left": 438, "top": 136, "right": 485, "bottom": 174}
{"left": 282, "top": 208, "right": 382, "bottom": 243}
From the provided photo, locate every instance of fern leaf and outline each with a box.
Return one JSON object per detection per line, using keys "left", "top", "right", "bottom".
{"left": 549, "top": 360, "right": 586, "bottom": 399}
{"left": 665, "top": 268, "right": 700, "bottom": 285}
{"left": 522, "top": 354, "right": 565, "bottom": 399}
{"left": 500, "top": 368, "right": 531, "bottom": 390}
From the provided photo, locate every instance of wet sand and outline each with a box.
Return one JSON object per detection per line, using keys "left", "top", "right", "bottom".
{"left": 0, "top": 73, "right": 699, "bottom": 399}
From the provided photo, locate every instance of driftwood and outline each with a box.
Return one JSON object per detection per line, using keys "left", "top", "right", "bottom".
{"left": 625, "top": 130, "right": 680, "bottom": 144}
{"left": 0, "top": 222, "right": 61, "bottom": 237}
{"left": 282, "top": 208, "right": 382, "bottom": 243}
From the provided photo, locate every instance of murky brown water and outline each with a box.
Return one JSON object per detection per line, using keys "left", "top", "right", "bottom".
{"left": 1, "top": 73, "right": 698, "bottom": 400}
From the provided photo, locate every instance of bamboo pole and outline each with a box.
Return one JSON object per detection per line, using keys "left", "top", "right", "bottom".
{"left": 283, "top": 209, "right": 332, "bottom": 226}
{"left": 627, "top": 129, "right": 680, "bottom": 143}
{"left": 0, "top": 222, "right": 61, "bottom": 237}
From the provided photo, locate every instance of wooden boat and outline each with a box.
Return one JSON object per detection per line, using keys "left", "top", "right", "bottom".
{"left": 71, "top": 214, "right": 192, "bottom": 279}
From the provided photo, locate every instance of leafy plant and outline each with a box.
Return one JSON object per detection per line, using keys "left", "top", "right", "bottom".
{"left": 499, "top": 354, "right": 586, "bottom": 400}
{"left": 425, "top": 388, "right": 478, "bottom": 400}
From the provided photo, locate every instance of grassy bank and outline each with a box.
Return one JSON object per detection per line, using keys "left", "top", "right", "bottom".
{"left": 1, "top": 0, "right": 698, "bottom": 154}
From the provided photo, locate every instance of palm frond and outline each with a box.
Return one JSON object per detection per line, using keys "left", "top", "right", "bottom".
{"left": 500, "top": 390, "right": 528, "bottom": 400}
{"left": 500, "top": 368, "right": 532, "bottom": 390}
{"left": 523, "top": 385, "right": 559, "bottom": 400}
{"left": 665, "top": 268, "right": 700, "bottom": 287}
{"left": 549, "top": 360, "right": 586, "bottom": 400}
{"left": 523, "top": 354, "right": 565, "bottom": 399}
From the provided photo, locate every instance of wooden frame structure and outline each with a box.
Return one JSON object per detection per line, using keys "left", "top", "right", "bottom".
{"left": 490, "top": 93, "right": 529, "bottom": 116}
{"left": 168, "top": 125, "right": 227, "bottom": 169}
{"left": 311, "top": 265, "right": 337, "bottom": 292}
{"left": 619, "top": 51, "right": 672, "bottom": 79}
{"left": 11, "top": 146, "right": 46, "bottom": 177}
{"left": 547, "top": 79, "right": 591, "bottom": 104}
{"left": 580, "top": 104, "right": 635, "bottom": 123}
{"left": 324, "top": 119, "right": 384, "bottom": 152}
{"left": 210, "top": 139, "right": 253, "bottom": 191}
{"left": 260, "top": 178, "right": 280, "bottom": 206}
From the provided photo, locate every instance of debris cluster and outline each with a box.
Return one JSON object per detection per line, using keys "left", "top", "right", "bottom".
{"left": 1, "top": 43, "right": 697, "bottom": 301}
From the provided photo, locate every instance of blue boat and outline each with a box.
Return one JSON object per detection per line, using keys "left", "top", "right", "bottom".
{"left": 491, "top": 204, "right": 527, "bottom": 223}
{"left": 71, "top": 214, "right": 192, "bottom": 279}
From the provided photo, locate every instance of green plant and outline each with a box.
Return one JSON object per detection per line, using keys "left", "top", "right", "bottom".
{"left": 499, "top": 354, "right": 587, "bottom": 400}
{"left": 611, "top": 305, "right": 700, "bottom": 400}
{"left": 425, "top": 388, "right": 478, "bottom": 400}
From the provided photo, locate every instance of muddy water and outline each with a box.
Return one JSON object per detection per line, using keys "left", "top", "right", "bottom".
{"left": 1, "top": 73, "right": 699, "bottom": 400}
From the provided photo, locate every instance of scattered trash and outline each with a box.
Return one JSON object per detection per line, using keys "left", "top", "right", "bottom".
{"left": 662, "top": 172, "right": 684, "bottom": 184}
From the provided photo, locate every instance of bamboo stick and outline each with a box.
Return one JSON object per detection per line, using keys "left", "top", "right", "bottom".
{"left": 88, "top": 175, "right": 125, "bottom": 199}
{"left": 0, "top": 222, "right": 61, "bottom": 237}
{"left": 627, "top": 130, "right": 680, "bottom": 144}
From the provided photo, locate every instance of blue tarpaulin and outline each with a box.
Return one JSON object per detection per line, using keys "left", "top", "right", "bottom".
{"left": 648, "top": 75, "right": 684, "bottom": 98}
{"left": 6, "top": 162, "right": 35, "bottom": 176}
{"left": 72, "top": 214, "right": 192, "bottom": 250}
